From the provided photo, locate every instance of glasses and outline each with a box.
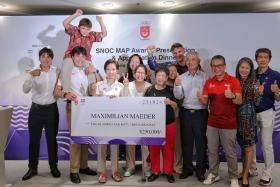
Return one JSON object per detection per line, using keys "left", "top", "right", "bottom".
{"left": 211, "top": 64, "right": 224, "bottom": 68}
{"left": 135, "top": 71, "right": 146, "bottom": 75}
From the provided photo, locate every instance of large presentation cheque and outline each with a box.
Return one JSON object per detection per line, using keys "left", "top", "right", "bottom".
{"left": 71, "top": 96, "right": 166, "bottom": 145}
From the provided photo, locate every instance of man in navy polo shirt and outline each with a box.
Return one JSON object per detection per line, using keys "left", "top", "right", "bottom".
{"left": 254, "top": 48, "right": 280, "bottom": 186}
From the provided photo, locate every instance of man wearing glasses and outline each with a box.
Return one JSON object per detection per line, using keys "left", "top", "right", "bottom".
{"left": 198, "top": 55, "right": 242, "bottom": 187}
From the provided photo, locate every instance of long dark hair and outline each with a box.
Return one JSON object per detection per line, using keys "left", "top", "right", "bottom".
{"left": 235, "top": 57, "right": 255, "bottom": 81}
{"left": 127, "top": 54, "right": 143, "bottom": 80}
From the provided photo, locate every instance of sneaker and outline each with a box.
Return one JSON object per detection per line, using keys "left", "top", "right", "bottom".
{"left": 123, "top": 169, "right": 135, "bottom": 177}
{"left": 259, "top": 177, "right": 272, "bottom": 186}
{"left": 203, "top": 173, "right": 220, "bottom": 185}
{"left": 230, "top": 179, "right": 240, "bottom": 187}
{"left": 145, "top": 170, "right": 152, "bottom": 177}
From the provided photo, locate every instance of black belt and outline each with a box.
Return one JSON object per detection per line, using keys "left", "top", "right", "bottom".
{"left": 183, "top": 108, "right": 206, "bottom": 113}
{"left": 32, "top": 102, "right": 56, "bottom": 108}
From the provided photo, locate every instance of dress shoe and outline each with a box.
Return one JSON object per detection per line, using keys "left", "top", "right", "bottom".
{"left": 196, "top": 172, "right": 205, "bottom": 182}
{"left": 147, "top": 173, "right": 159, "bottom": 182}
{"left": 79, "top": 167, "right": 97, "bottom": 176}
{"left": 238, "top": 171, "right": 258, "bottom": 180}
{"left": 70, "top": 173, "right": 81, "bottom": 184}
{"left": 166, "top": 174, "right": 175, "bottom": 183}
{"left": 179, "top": 172, "right": 193, "bottom": 179}
{"left": 242, "top": 183, "right": 249, "bottom": 187}
{"left": 22, "top": 168, "right": 38, "bottom": 181}
{"left": 51, "top": 167, "right": 61, "bottom": 178}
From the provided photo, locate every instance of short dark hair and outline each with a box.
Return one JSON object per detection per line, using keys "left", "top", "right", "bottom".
{"left": 211, "top": 55, "right": 226, "bottom": 66}
{"left": 79, "top": 18, "right": 92, "bottom": 28}
{"left": 104, "top": 59, "right": 119, "bottom": 71}
{"left": 39, "top": 47, "right": 54, "bottom": 59}
{"left": 70, "top": 46, "right": 87, "bottom": 57}
{"left": 255, "top": 48, "right": 272, "bottom": 60}
{"left": 170, "top": 42, "right": 184, "bottom": 52}
{"left": 155, "top": 66, "right": 169, "bottom": 77}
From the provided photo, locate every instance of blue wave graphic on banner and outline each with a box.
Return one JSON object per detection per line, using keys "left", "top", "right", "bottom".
{"left": 2, "top": 104, "right": 280, "bottom": 162}
{"left": 57, "top": 130, "right": 70, "bottom": 154}
{"left": 8, "top": 105, "right": 29, "bottom": 130}
{"left": 275, "top": 103, "right": 280, "bottom": 131}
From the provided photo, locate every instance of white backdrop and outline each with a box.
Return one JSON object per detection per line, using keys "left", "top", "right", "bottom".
{"left": 1, "top": 13, "right": 280, "bottom": 161}
{"left": 1, "top": 13, "right": 280, "bottom": 105}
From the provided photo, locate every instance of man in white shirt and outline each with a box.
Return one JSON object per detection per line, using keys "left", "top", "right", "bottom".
{"left": 22, "top": 47, "right": 60, "bottom": 181}
{"left": 54, "top": 46, "right": 97, "bottom": 184}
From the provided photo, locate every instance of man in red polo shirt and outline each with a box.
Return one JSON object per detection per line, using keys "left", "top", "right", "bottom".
{"left": 198, "top": 55, "right": 242, "bottom": 187}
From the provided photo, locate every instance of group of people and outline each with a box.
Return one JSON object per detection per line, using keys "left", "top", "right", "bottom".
{"left": 21, "top": 8, "right": 280, "bottom": 187}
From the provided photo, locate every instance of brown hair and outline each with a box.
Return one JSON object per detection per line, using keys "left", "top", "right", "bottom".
{"left": 79, "top": 18, "right": 92, "bottom": 28}
{"left": 170, "top": 42, "right": 184, "bottom": 52}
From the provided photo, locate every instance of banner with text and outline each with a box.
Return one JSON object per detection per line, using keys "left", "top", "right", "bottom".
{"left": 71, "top": 96, "right": 166, "bottom": 145}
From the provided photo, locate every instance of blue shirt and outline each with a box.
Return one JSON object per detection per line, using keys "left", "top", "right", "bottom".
{"left": 255, "top": 67, "right": 280, "bottom": 113}
{"left": 173, "top": 70, "right": 208, "bottom": 110}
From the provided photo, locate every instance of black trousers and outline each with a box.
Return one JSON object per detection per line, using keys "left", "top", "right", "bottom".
{"left": 180, "top": 108, "right": 208, "bottom": 174}
{"left": 28, "top": 102, "right": 59, "bottom": 170}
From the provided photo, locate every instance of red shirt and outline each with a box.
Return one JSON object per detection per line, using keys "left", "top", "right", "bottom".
{"left": 63, "top": 24, "right": 103, "bottom": 61}
{"left": 203, "top": 73, "right": 241, "bottom": 129}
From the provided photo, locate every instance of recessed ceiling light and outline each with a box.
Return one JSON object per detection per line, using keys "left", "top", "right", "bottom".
{"left": 98, "top": 2, "right": 116, "bottom": 9}
{"left": 271, "top": 2, "right": 280, "bottom": 7}
{"left": 161, "top": 0, "right": 177, "bottom": 7}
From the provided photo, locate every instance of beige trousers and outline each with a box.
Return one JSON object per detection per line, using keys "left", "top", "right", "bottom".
{"left": 125, "top": 145, "right": 150, "bottom": 171}
{"left": 66, "top": 103, "right": 89, "bottom": 173}
{"left": 98, "top": 144, "right": 119, "bottom": 173}
{"left": 206, "top": 126, "right": 238, "bottom": 179}
{"left": 173, "top": 115, "right": 183, "bottom": 173}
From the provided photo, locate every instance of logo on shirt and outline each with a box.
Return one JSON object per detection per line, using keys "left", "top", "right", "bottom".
{"left": 209, "top": 83, "right": 215, "bottom": 88}
{"left": 224, "top": 83, "right": 231, "bottom": 90}
{"left": 99, "top": 83, "right": 109, "bottom": 92}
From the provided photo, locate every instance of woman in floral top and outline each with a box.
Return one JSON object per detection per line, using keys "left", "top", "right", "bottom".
{"left": 235, "top": 57, "right": 261, "bottom": 187}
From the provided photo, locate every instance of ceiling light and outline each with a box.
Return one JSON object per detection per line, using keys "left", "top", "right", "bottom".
{"left": 271, "top": 2, "right": 280, "bottom": 7}
{"left": 161, "top": 0, "right": 177, "bottom": 7}
{"left": 98, "top": 2, "right": 116, "bottom": 9}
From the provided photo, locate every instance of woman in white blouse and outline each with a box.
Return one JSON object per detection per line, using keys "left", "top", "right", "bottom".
{"left": 92, "top": 59, "right": 124, "bottom": 183}
{"left": 121, "top": 64, "right": 152, "bottom": 177}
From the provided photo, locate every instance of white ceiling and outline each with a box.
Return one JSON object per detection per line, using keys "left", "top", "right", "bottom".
{"left": 0, "top": 0, "right": 280, "bottom": 15}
